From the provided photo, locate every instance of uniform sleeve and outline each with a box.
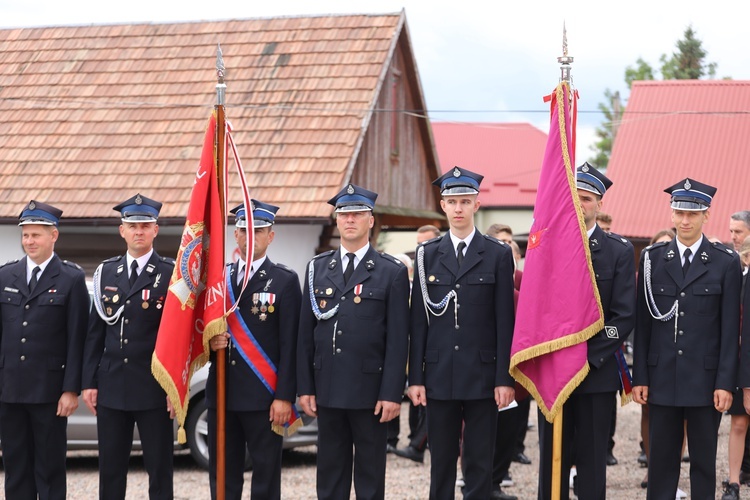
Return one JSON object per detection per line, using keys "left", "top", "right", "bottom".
{"left": 82, "top": 292, "right": 107, "bottom": 390}
{"left": 632, "top": 252, "right": 651, "bottom": 387}
{"left": 739, "top": 275, "right": 750, "bottom": 388}
{"left": 716, "top": 255, "right": 741, "bottom": 392}
{"left": 587, "top": 242, "right": 636, "bottom": 369}
{"left": 296, "top": 261, "right": 317, "bottom": 396}
{"left": 276, "top": 270, "right": 301, "bottom": 403}
{"left": 408, "top": 246, "right": 428, "bottom": 386}
{"left": 378, "top": 264, "right": 410, "bottom": 403}
{"left": 494, "top": 245, "right": 516, "bottom": 388}
{"left": 63, "top": 270, "right": 89, "bottom": 394}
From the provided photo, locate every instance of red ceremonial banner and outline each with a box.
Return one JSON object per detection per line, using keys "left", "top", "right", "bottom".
{"left": 152, "top": 112, "right": 227, "bottom": 442}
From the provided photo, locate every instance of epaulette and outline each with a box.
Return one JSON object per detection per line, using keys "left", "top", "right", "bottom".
{"left": 0, "top": 259, "right": 19, "bottom": 269}
{"left": 605, "top": 232, "right": 631, "bottom": 247}
{"left": 483, "top": 234, "right": 507, "bottom": 245}
{"left": 312, "top": 249, "right": 336, "bottom": 260}
{"left": 379, "top": 252, "right": 406, "bottom": 267}
{"left": 643, "top": 240, "right": 669, "bottom": 252}
{"left": 273, "top": 262, "right": 296, "bottom": 274}
{"left": 61, "top": 260, "right": 83, "bottom": 270}
{"left": 102, "top": 255, "right": 123, "bottom": 263}
{"left": 159, "top": 256, "right": 176, "bottom": 265}
{"left": 710, "top": 240, "right": 736, "bottom": 257}
{"left": 419, "top": 235, "right": 443, "bottom": 247}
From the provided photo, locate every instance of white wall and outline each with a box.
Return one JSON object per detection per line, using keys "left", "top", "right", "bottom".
{"left": 0, "top": 226, "right": 24, "bottom": 264}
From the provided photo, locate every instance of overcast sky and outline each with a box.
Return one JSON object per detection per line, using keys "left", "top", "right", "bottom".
{"left": 2, "top": 0, "right": 748, "bottom": 163}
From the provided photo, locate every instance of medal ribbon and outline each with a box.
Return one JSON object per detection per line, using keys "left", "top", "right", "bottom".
{"left": 225, "top": 273, "right": 300, "bottom": 432}
{"left": 354, "top": 284, "right": 362, "bottom": 299}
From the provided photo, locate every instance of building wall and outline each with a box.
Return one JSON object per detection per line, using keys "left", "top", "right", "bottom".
{"left": 0, "top": 223, "right": 321, "bottom": 281}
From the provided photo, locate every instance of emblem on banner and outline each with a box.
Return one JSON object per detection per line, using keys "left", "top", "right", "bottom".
{"left": 169, "top": 221, "right": 206, "bottom": 310}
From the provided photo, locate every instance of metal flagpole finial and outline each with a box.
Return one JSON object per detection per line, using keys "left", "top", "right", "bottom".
{"left": 557, "top": 22, "right": 574, "bottom": 84}
{"left": 216, "top": 44, "right": 226, "bottom": 105}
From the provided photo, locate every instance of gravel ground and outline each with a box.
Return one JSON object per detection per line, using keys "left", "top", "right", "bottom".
{"left": 0, "top": 400, "right": 737, "bottom": 498}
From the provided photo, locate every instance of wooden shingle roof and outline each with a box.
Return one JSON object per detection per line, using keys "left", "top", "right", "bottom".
{"left": 0, "top": 13, "right": 406, "bottom": 221}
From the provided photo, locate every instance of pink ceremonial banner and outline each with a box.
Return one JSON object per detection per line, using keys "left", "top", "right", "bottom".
{"left": 509, "top": 82, "right": 603, "bottom": 423}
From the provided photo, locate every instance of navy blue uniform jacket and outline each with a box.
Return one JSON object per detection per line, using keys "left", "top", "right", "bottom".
{"left": 206, "top": 258, "right": 301, "bottom": 411}
{"left": 576, "top": 226, "right": 636, "bottom": 394}
{"left": 83, "top": 252, "right": 174, "bottom": 411}
{"left": 297, "top": 247, "right": 410, "bottom": 408}
{"left": 408, "top": 232, "right": 516, "bottom": 400}
{"left": 634, "top": 237, "right": 741, "bottom": 406}
{"left": 0, "top": 255, "right": 88, "bottom": 403}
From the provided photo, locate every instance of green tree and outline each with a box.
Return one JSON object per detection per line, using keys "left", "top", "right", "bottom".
{"left": 588, "top": 26, "right": 718, "bottom": 167}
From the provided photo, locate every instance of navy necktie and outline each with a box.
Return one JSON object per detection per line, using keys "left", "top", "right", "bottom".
{"left": 344, "top": 253, "right": 356, "bottom": 284}
{"left": 29, "top": 266, "right": 40, "bottom": 292}
{"left": 456, "top": 241, "right": 466, "bottom": 267}
{"left": 129, "top": 260, "right": 139, "bottom": 287}
{"left": 682, "top": 248, "right": 692, "bottom": 277}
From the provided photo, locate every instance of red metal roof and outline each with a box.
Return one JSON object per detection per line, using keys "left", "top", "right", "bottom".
{"left": 603, "top": 80, "right": 750, "bottom": 240}
{"left": 431, "top": 122, "right": 547, "bottom": 207}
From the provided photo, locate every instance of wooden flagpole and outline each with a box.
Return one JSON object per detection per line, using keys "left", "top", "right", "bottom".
{"left": 214, "top": 44, "right": 228, "bottom": 500}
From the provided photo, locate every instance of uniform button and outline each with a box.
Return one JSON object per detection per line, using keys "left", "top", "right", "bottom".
{"left": 677, "top": 350, "right": 683, "bottom": 355}
{"left": 479, "top": 278, "right": 484, "bottom": 282}
{"left": 679, "top": 311, "right": 684, "bottom": 317}
{"left": 454, "top": 346, "right": 459, "bottom": 351}
{"left": 680, "top": 292, "right": 686, "bottom": 297}
{"left": 24, "top": 304, "right": 29, "bottom": 310}
{"left": 231, "top": 360, "right": 236, "bottom": 365}
{"left": 337, "top": 330, "right": 342, "bottom": 336}
{"left": 49, "top": 299, "right": 54, "bottom": 303}
{"left": 599, "top": 358, "right": 605, "bottom": 363}
{"left": 378, "top": 367, "right": 382, "bottom": 371}
{"left": 336, "top": 348, "right": 341, "bottom": 354}
{"left": 455, "top": 284, "right": 461, "bottom": 289}
{"left": 596, "top": 273, "right": 600, "bottom": 278}
{"left": 61, "top": 364, "right": 65, "bottom": 369}
{"left": 20, "top": 355, "right": 26, "bottom": 361}
{"left": 21, "top": 338, "right": 26, "bottom": 343}
{"left": 455, "top": 325, "right": 460, "bottom": 330}
{"left": 123, "top": 339, "right": 128, "bottom": 344}
{"left": 341, "top": 296, "right": 346, "bottom": 301}
{"left": 124, "top": 319, "right": 130, "bottom": 324}
{"left": 126, "top": 300, "right": 131, "bottom": 305}
{"left": 660, "top": 288, "right": 664, "bottom": 292}
{"left": 124, "top": 358, "right": 129, "bottom": 363}
{"left": 22, "top": 321, "right": 28, "bottom": 327}
{"left": 678, "top": 330, "right": 684, "bottom": 336}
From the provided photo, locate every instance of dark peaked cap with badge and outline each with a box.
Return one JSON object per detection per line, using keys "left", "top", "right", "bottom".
{"left": 664, "top": 178, "right": 716, "bottom": 211}
{"left": 328, "top": 184, "right": 378, "bottom": 213}
{"left": 18, "top": 200, "right": 63, "bottom": 226}
{"left": 576, "top": 162, "right": 612, "bottom": 197}
{"left": 112, "top": 193, "right": 162, "bottom": 222}
{"left": 230, "top": 200, "right": 280, "bottom": 229}
{"left": 433, "top": 166, "right": 484, "bottom": 196}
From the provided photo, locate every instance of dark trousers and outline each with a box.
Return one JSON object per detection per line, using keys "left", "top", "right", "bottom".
{"left": 538, "top": 392, "right": 614, "bottom": 500}
{"left": 316, "top": 406, "right": 387, "bottom": 500}
{"left": 513, "top": 396, "right": 530, "bottom": 455}
{"left": 647, "top": 403, "right": 721, "bottom": 500}
{"left": 427, "top": 398, "right": 497, "bottom": 500}
{"left": 387, "top": 414, "right": 400, "bottom": 447}
{"left": 96, "top": 405, "right": 174, "bottom": 500}
{"left": 0, "top": 402, "right": 67, "bottom": 500}
{"left": 208, "top": 408, "right": 283, "bottom": 500}
{"left": 407, "top": 402, "right": 429, "bottom": 451}
{"left": 493, "top": 402, "right": 521, "bottom": 486}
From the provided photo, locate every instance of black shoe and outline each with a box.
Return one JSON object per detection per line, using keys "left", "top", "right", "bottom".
{"left": 386, "top": 444, "right": 397, "bottom": 454}
{"left": 606, "top": 451, "right": 618, "bottom": 466}
{"left": 637, "top": 451, "right": 648, "bottom": 466}
{"left": 393, "top": 445, "right": 424, "bottom": 463}
{"left": 740, "top": 470, "right": 750, "bottom": 486}
{"left": 490, "top": 486, "right": 518, "bottom": 500}
{"left": 513, "top": 452, "right": 532, "bottom": 465}
{"left": 721, "top": 481, "right": 740, "bottom": 500}
{"left": 682, "top": 453, "right": 690, "bottom": 463}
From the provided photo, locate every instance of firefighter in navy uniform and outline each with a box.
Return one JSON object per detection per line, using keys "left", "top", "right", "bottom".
{"left": 297, "top": 184, "right": 410, "bottom": 500}
{"left": 633, "top": 178, "right": 741, "bottom": 499}
{"left": 82, "top": 194, "right": 176, "bottom": 500}
{"left": 0, "top": 200, "right": 89, "bottom": 500}
{"left": 537, "top": 163, "right": 636, "bottom": 500}
{"left": 206, "top": 200, "right": 302, "bottom": 500}
{"left": 408, "top": 167, "right": 517, "bottom": 500}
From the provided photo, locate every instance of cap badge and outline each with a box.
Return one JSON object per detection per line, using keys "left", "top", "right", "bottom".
{"left": 135, "top": 194, "right": 143, "bottom": 205}
{"left": 347, "top": 184, "right": 355, "bottom": 195}
{"left": 453, "top": 167, "right": 461, "bottom": 178}
{"left": 684, "top": 180, "right": 692, "bottom": 190}
{"left": 581, "top": 165, "right": 589, "bottom": 173}
{"left": 28, "top": 201, "right": 36, "bottom": 210}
